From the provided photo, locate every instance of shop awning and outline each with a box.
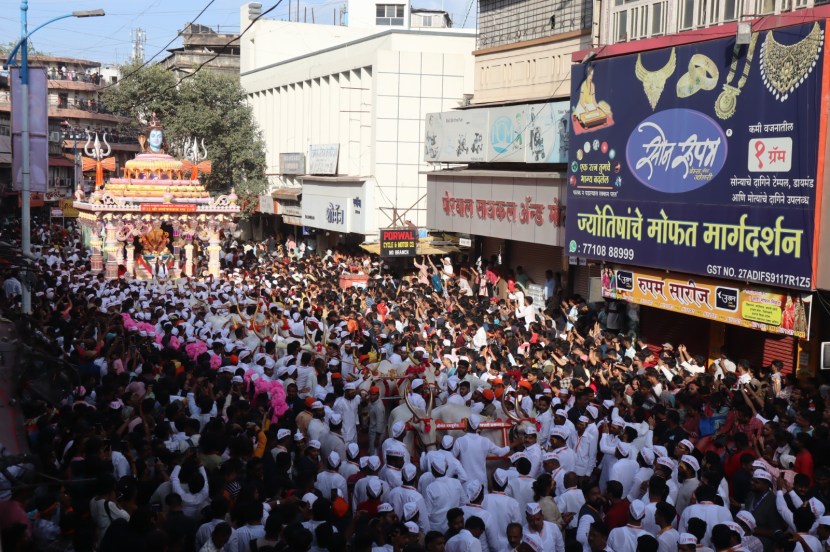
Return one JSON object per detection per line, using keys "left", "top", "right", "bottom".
{"left": 272, "top": 187, "right": 302, "bottom": 200}
{"left": 360, "top": 236, "right": 460, "bottom": 256}
{"left": 48, "top": 156, "right": 75, "bottom": 168}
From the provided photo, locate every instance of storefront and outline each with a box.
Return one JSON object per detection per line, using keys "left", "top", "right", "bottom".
{"left": 299, "top": 177, "right": 375, "bottom": 252}
{"left": 425, "top": 169, "right": 569, "bottom": 286}
{"left": 603, "top": 265, "right": 811, "bottom": 373}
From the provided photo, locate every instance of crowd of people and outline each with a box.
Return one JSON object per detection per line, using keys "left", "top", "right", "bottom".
{"left": 1, "top": 218, "right": 829, "bottom": 552}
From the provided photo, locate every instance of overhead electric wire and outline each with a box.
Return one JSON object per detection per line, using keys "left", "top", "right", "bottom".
{"left": 100, "top": 0, "right": 218, "bottom": 91}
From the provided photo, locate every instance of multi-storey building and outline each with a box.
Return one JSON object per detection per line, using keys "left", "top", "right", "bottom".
{"left": 159, "top": 23, "right": 240, "bottom": 80}
{"left": 241, "top": 0, "right": 476, "bottom": 248}
{"left": 0, "top": 55, "right": 138, "bottom": 203}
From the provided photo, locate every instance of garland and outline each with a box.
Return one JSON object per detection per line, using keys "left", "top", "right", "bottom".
{"left": 243, "top": 369, "right": 289, "bottom": 422}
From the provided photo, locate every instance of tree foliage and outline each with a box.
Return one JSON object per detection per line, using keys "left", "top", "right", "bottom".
{"left": 102, "top": 61, "right": 268, "bottom": 215}
{"left": 0, "top": 40, "right": 47, "bottom": 58}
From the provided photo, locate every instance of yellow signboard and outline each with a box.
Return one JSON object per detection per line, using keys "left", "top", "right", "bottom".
{"left": 603, "top": 266, "right": 812, "bottom": 339}
{"left": 59, "top": 199, "right": 79, "bottom": 218}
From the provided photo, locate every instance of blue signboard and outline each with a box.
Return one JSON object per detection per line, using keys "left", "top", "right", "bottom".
{"left": 565, "top": 21, "right": 825, "bottom": 291}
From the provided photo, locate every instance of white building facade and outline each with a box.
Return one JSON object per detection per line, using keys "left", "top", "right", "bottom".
{"left": 240, "top": 1, "right": 475, "bottom": 248}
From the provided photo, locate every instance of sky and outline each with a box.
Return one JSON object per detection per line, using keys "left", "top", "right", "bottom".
{"left": 1, "top": 0, "right": 477, "bottom": 66}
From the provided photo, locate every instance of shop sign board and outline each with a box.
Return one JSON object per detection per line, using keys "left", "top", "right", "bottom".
{"left": 59, "top": 199, "right": 79, "bottom": 217}
{"left": 603, "top": 265, "right": 812, "bottom": 339}
{"left": 565, "top": 21, "right": 825, "bottom": 291}
{"left": 140, "top": 204, "right": 197, "bottom": 213}
{"left": 307, "top": 144, "right": 339, "bottom": 175}
{"left": 380, "top": 228, "right": 418, "bottom": 257}
{"left": 426, "top": 176, "right": 566, "bottom": 247}
{"left": 525, "top": 283, "right": 546, "bottom": 306}
{"left": 279, "top": 153, "right": 306, "bottom": 175}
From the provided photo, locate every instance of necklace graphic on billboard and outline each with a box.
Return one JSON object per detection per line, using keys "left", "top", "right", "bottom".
{"left": 635, "top": 48, "right": 676, "bottom": 110}
{"left": 760, "top": 22, "right": 823, "bottom": 102}
{"left": 715, "top": 32, "right": 759, "bottom": 120}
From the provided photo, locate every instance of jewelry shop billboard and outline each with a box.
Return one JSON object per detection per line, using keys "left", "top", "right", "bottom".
{"left": 565, "top": 21, "right": 826, "bottom": 291}
{"left": 602, "top": 265, "right": 812, "bottom": 339}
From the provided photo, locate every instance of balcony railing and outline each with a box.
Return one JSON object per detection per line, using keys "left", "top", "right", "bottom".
{"left": 602, "top": 0, "right": 822, "bottom": 45}
{"left": 477, "top": 0, "right": 593, "bottom": 49}
{"left": 46, "top": 71, "right": 103, "bottom": 85}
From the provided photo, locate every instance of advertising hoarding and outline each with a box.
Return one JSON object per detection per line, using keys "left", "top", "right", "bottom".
{"left": 565, "top": 21, "right": 825, "bottom": 291}
{"left": 603, "top": 265, "right": 812, "bottom": 339}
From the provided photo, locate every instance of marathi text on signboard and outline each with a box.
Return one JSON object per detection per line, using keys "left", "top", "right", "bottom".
{"left": 140, "top": 204, "right": 198, "bottom": 213}
{"left": 603, "top": 265, "right": 812, "bottom": 339}
{"left": 427, "top": 176, "right": 567, "bottom": 247}
{"left": 565, "top": 21, "right": 825, "bottom": 291}
{"left": 308, "top": 144, "right": 339, "bottom": 175}
{"left": 380, "top": 228, "right": 418, "bottom": 257}
{"left": 279, "top": 153, "right": 306, "bottom": 175}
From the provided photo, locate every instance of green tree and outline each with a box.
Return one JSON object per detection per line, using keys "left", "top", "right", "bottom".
{"left": 102, "top": 63, "right": 268, "bottom": 215}
{"left": 0, "top": 40, "right": 47, "bottom": 58}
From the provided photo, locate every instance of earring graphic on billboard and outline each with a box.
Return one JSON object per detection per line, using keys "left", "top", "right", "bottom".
{"left": 760, "top": 22, "right": 823, "bottom": 102}
{"left": 676, "top": 54, "right": 719, "bottom": 98}
{"left": 715, "top": 32, "right": 759, "bottom": 120}
{"left": 635, "top": 48, "right": 676, "bottom": 110}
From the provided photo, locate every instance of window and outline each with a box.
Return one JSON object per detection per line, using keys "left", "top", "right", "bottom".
{"left": 421, "top": 15, "right": 433, "bottom": 26}
{"left": 376, "top": 4, "right": 404, "bottom": 25}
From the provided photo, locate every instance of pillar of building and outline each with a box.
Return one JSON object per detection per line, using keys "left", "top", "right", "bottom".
{"left": 104, "top": 222, "right": 119, "bottom": 279}
{"left": 90, "top": 233, "right": 104, "bottom": 273}
{"left": 207, "top": 228, "right": 221, "bottom": 278}
{"left": 125, "top": 244, "right": 135, "bottom": 277}
{"left": 184, "top": 240, "right": 194, "bottom": 277}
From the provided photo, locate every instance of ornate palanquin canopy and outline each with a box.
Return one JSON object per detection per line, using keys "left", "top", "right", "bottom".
{"left": 73, "top": 117, "right": 240, "bottom": 280}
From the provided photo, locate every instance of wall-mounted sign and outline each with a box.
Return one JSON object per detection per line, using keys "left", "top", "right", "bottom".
{"left": 565, "top": 21, "right": 824, "bottom": 291}
{"left": 279, "top": 153, "right": 306, "bottom": 175}
{"left": 308, "top": 144, "right": 339, "bottom": 175}
{"left": 140, "top": 204, "right": 197, "bottom": 213}
{"left": 427, "top": 176, "right": 566, "bottom": 247}
{"left": 380, "top": 228, "right": 418, "bottom": 257}
{"left": 603, "top": 265, "right": 812, "bottom": 339}
{"left": 424, "top": 100, "right": 570, "bottom": 164}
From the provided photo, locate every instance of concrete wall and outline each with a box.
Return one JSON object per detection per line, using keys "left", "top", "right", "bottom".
{"left": 241, "top": 12, "right": 476, "bottom": 235}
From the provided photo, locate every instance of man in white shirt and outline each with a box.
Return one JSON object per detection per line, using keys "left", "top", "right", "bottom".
{"left": 607, "top": 500, "right": 650, "bottom": 552}
{"left": 608, "top": 442, "right": 640, "bottom": 499}
{"left": 655, "top": 502, "right": 679, "bottom": 552}
{"left": 424, "top": 456, "right": 468, "bottom": 533}
{"left": 524, "top": 502, "right": 565, "bottom": 552}
{"left": 452, "top": 414, "right": 510, "bottom": 487}
{"left": 461, "top": 480, "right": 500, "bottom": 552}
{"left": 678, "top": 485, "right": 732, "bottom": 547}
{"left": 445, "top": 515, "right": 486, "bottom": 552}
{"left": 515, "top": 296, "right": 539, "bottom": 330}
{"left": 170, "top": 463, "right": 209, "bottom": 519}
{"left": 481, "top": 469, "right": 521, "bottom": 552}
{"left": 333, "top": 382, "right": 363, "bottom": 443}
{"left": 556, "top": 472, "right": 586, "bottom": 531}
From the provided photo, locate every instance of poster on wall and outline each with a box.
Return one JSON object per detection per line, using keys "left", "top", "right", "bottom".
{"left": 424, "top": 110, "right": 488, "bottom": 163}
{"left": 565, "top": 21, "right": 825, "bottom": 291}
{"left": 603, "top": 265, "right": 813, "bottom": 339}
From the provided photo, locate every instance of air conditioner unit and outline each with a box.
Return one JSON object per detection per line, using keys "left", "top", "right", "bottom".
{"left": 49, "top": 131, "right": 62, "bottom": 143}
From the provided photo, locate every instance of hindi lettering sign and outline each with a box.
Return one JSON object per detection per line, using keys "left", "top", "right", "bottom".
{"left": 603, "top": 265, "right": 812, "bottom": 339}
{"left": 566, "top": 21, "right": 825, "bottom": 291}
{"left": 307, "top": 144, "right": 339, "bottom": 175}
{"left": 140, "top": 204, "right": 197, "bottom": 213}
{"left": 380, "top": 228, "right": 418, "bottom": 257}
